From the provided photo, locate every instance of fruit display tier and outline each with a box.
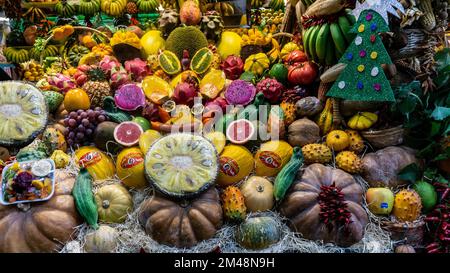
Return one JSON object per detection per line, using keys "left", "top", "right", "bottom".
{"left": 0, "top": 0, "right": 449, "bottom": 254}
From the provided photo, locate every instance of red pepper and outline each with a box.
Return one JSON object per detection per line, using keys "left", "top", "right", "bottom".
{"left": 441, "top": 188, "right": 450, "bottom": 201}
{"left": 425, "top": 216, "right": 440, "bottom": 222}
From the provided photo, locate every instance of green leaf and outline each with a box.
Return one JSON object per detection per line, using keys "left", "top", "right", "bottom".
{"left": 398, "top": 163, "right": 421, "bottom": 183}
{"left": 435, "top": 48, "right": 450, "bottom": 71}
{"left": 430, "top": 121, "right": 442, "bottom": 137}
{"left": 431, "top": 106, "right": 450, "bottom": 121}
{"left": 398, "top": 95, "right": 418, "bottom": 115}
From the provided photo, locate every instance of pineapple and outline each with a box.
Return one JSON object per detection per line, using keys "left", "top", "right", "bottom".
{"left": 335, "top": 151, "right": 362, "bottom": 174}
{"left": 144, "top": 133, "right": 219, "bottom": 196}
{"left": 126, "top": 1, "right": 138, "bottom": 14}
{"left": 82, "top": 67, "right": 112, "bottom": 108}
{"left": 221, "top": 186, "right": 247, "bottom": 222}
{"left": 302, "top": 144, "right": 332, "bottom": 164}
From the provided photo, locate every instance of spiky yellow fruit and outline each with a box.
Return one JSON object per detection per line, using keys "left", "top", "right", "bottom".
{"left": 393, "top": 189, "right": 422, "bottom": 222}
{"left": 336, "top": 151, "right": 362, "bottom": 174}
{"left": 280, "top": 101, "right": 296, "bottom": 126}
{"left": 345, "top": 130, "right": 365, "bottom": 154}
{"left": 221, "top": 186, "right": 247, "bottom": 222}
{"left": 301, "top": 144, "right": 332, "bottom": 164}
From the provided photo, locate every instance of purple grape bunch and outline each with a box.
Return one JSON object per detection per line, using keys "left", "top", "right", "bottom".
{"left": 63, "top": 107, "right": 108, "bottom": 147}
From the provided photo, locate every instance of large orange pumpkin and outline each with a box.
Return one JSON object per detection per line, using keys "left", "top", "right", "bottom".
{"left": 280, "top": 164, "right": 368, "bottom": 247}
{"left": 0, "top": 171, "right": 82, "bottom": 252}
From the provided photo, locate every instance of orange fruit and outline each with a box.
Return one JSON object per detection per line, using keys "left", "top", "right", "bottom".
{"left": 62, "top": 25, "right": 74, "bottom": 37}
{"left": 63, "top": 88, "right": 91, "bottom": 111}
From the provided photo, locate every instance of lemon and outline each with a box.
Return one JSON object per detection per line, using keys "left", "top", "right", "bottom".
{"left": 204, "top": 131, "right": 227, "bottom": 154}
{"left": 141, "top": 30, "right": 166, "bottom": 57}
{"left": 217, "top": 31, "right": 242, "bottom": 59}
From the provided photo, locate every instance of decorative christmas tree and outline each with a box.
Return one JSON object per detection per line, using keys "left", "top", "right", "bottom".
{"left": 326, "top": 0, "right": 405, "bottom": 102}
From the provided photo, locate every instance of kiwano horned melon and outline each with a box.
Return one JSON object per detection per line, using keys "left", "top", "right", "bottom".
{"left": 165, "top": 26, "right": 208, "bottom": 60}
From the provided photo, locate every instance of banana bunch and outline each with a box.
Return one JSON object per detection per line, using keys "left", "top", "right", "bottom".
{"left": 21, "top": 61, "right": 45, "bottom": 82}
{"left": 136, "top": 0, "right": 159, "bottom": 13}
{"left": 206, "top": 2, "right": 235, "bottom": 16}
{"left": 251, "top": 0, "right": 264, "bottom": 9}
{"left": 316, "top": 98, "right": 334, "bottom": 135}
{"left": 22, "top": 7, "right": 46, "bottom": 23}
{"left": 267, "top": 38, "right": 281, "bottom": 63}
{"left": 242, "top": 28, "right": 273, "bottom": 47}
{"left": 269, "top": 0, "right": 285, "bottom": 11}
{"left": 79, "top": 0, "right": 101, "bottom": 17}
{"left": 303, "top": 11, "right": 356, "bottom": 65}
{"left": 4, "top": 47, "right": 31, "bottom": 64}
{"left": 101, "top": 0, "right": 127, "bottom": 17}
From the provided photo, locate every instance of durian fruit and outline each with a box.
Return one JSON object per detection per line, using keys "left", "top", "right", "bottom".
{"left": 301, "top": 144, "right": 332, "bottom": 164}
{"left": 345, "top": 130, "right": 365, "bottom": 154}
{"left": 165, "top": 26, "right": 209, "bottom": 60}
{"left": 392, "top": 189, "right": 423, "bottom": 222}
{"left": 158, "top": 9, "right": 179, "bottom": 38}
{"left": 200, "top": 11, "right": 224, "bottom": 41}
{"left": 335, "top": 151, "right": 362, "bottom": 174}
{"left": 221, "top": 186, "right": 247, "bottom": 222}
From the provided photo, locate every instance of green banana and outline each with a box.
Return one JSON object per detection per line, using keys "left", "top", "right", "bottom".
{"left": 330, "top": 22, "right": 347, "bottom": 56}
{"left": 325, "top": 36, "right": 335, "bottom": 66}
{"left": 345, "top": 9, "right": 356, "bottom": 25}
{"left": 315, "top": 23, "right": 330, "bottom": 63}
{"left": 303, "top": 27, "right": 313, "bottom": 60}
{"left": 338, "top": 16, "right": 354, "bottom": 44}
{"left": 308, "top": 25, "right": 321, "bottom": 62}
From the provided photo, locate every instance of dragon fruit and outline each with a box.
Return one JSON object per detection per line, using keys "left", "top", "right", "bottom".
{"left": 220, "top": 55, "right": 244, "bottom": 80}
{"left": 12, "top": 171, "right": 33, "bottom": 193}
{"left": 256, "top": 78, "right": 284, "bottom": 103}
{"left": 47, "top": 74, "right": 76, "bottom": 94}
{"left": 114, "top": 83, "right": 146, "bottom": 111}
{"left": 224, "top": 80, "right": 256, "bottom": 106}
{"left": 110, "top": 67, "right": 132, "bottom": 91}
{"left": 173, "top": 82, "right": 198, "bottom": 106}
{"left": 99, "top": 55, "right": 121, "bottom": 78}
{"left": 125, "top": 58, "right": 151, "bottom": 82}
{"left": 73, "top": 65, "right": 94, "bottom": 87}
{"left": 205, "top": 97, "right": 228, "bottom": 112}
{"left": 142, "top": 101, "right": 160, "bottom": 121}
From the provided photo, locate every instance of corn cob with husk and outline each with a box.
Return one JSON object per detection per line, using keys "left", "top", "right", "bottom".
{"left": 418, "top": 0, "right": 436, "bottom": 30}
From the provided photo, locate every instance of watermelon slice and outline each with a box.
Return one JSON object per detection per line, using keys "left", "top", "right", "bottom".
{"left": 226, "top": 119, "right": 255, "bottom": 145}
{"left": 114, "top": 84, "right": 146, "bottom": 111}
{"left": 114, "top": 121, "right": 144, "bottom": 147}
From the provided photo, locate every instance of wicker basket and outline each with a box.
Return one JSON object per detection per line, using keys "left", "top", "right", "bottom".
{"left": 382, "top": 220, "right": 425, "bottom": 247}
{"left": 361, "top": 125, "right": 405, "bottom": 149}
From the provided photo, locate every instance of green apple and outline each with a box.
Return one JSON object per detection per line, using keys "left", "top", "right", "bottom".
{"left": 366, "top": 188, "right": 394, "bottom": 215}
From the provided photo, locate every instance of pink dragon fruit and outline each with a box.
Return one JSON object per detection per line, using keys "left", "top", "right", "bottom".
{"left": 256, "top": 78, "right": 284, "bottom": 103}
{"left": 114, "top": 83, "right": 146, "bottom": 111}
{"left": 205, "top": 97, "right": 228, "bottom": 113}
{"left": 110, "top": 67, "right": 132, "bottom": 91}
{"left": 99, "top": 55, "right": 121, "bottom": 78}
{"left": 73, "top": 64, "right": 92, "bottom": 87}
{"left": 124, "top": 58, "right": 151, "bottom": 82}
{"left": 224, "top": 80, "right": 256, "bottom": 106}
{"left": 47, "top": 73, "right": 76, "bottom": 94}
{"left": 173, "top": 82, "right": 198, "bottom": 106}
{"left": 220, "top": 55, "right": 244, "bottom": 80}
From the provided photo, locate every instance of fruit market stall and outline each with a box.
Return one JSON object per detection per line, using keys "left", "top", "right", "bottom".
{"left": 0, "top": 0, "right": 449, "bottom": 254}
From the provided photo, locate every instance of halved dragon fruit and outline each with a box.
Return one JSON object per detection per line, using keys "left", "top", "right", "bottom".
{"left": 224, "top": 80, "right": 256, "bottom": 106}
{"left": 114, "top": 83, "right": 146, "bottom": 111}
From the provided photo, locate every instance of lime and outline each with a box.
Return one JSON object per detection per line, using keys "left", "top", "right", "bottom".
{"left": 133, "top": 116, "right": 152, "bottom": 131}
{"left": 413, "top": 181, "right": 438, "bottom": 212}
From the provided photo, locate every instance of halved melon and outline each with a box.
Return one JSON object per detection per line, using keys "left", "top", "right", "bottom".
{"left": 0, "top": 81, "right": 48, "bottom": 148}
{"left": 144, "top": 133, "right": 219, "bottom": 198}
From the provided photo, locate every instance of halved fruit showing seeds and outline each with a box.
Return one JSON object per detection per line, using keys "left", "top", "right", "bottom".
{"left": 226, "top": 119, "right": 256, "bottom": 145}
{"left": 144, "top": 133, "right": 219, "bottom": 198}
{"left": 0, "top": 81, "right": 48, "bottom": 148}
{"left": 114, "top": 121, "right": 144, "bottom": 147}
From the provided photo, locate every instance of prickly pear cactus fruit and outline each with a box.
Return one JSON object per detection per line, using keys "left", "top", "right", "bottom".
{"left": 345, "top": 130, "right": 365, "bottom": 154}
{"left": 336, "top": 151, "right": 362, "bottom": 174}
{"left": 392, "top": 189, "right": 422, "bottom": 222}
{"left": 301, "top": 144, "right": 332, "bottom": 164}
{"left": 221, "top": 186, "right": 247, "bottom": 222}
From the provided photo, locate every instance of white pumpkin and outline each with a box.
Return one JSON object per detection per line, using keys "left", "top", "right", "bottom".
{"left": 240, "top": 176, "right": 274, "bottom": 212}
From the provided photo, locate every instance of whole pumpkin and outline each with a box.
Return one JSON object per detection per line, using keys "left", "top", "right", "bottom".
{"left": 240, "top": 176, "right": 274, "bottom": 212}
{"left": 95, "top": 184, "right": 133, "bottom": 223}
{"left": 0, "top": 171, "right": 81, "bottom": 252}
{"left": 287, "top": 61, "right": 317, "bottom": 86}
{"left": 280, "top": 164, "right": 368, "bottom": 247}
{"left": 362, "top": 146, "right": 419, "bottom": 188}
{"left": 244, "top": 53, "right": 270, "bottom": 76}
{"left": 138, "top": 187, "right": 223, "bottom": 248}
{"left": 285, "top": 50, "right": 308, "bottom": 65}
{"left": 84, "top": 225, "right": 118, "bottom": 253}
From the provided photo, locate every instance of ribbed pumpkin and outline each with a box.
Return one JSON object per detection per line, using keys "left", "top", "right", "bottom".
{"left": 240, "top": 176, "right": 274, "bottom": 212}
{"left": 95, "top": 184, "right": 133, "bottom": 223}
{"left": 217, "top": 145, "right": 254, "bottom": 187}
{"left": 280, "top": 164, "right": 368, "bottom": 247}
{"left": 255, "top": 141, "right": 293, "bottom": 177}
{"left": 138, "top": 187, "right": 223, "bottom": 248}
{"left": 116, "top": 147, "right": 147, "bottom": 189}
{"left": 243, "top": 53, "right": 270, "bottom": 76}
{"left": 0, "top": 171, "right": 81, "bottom": 252}
{"left": 235, "top": 215, "right": 281, "bottom": 250}
{"left": 75, "top": 146, "right": 115, "bottom": 182}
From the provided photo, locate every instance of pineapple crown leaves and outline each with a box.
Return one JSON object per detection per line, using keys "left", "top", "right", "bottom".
{"left": 87, "top": 67, "right": 107, "bottom": 82}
